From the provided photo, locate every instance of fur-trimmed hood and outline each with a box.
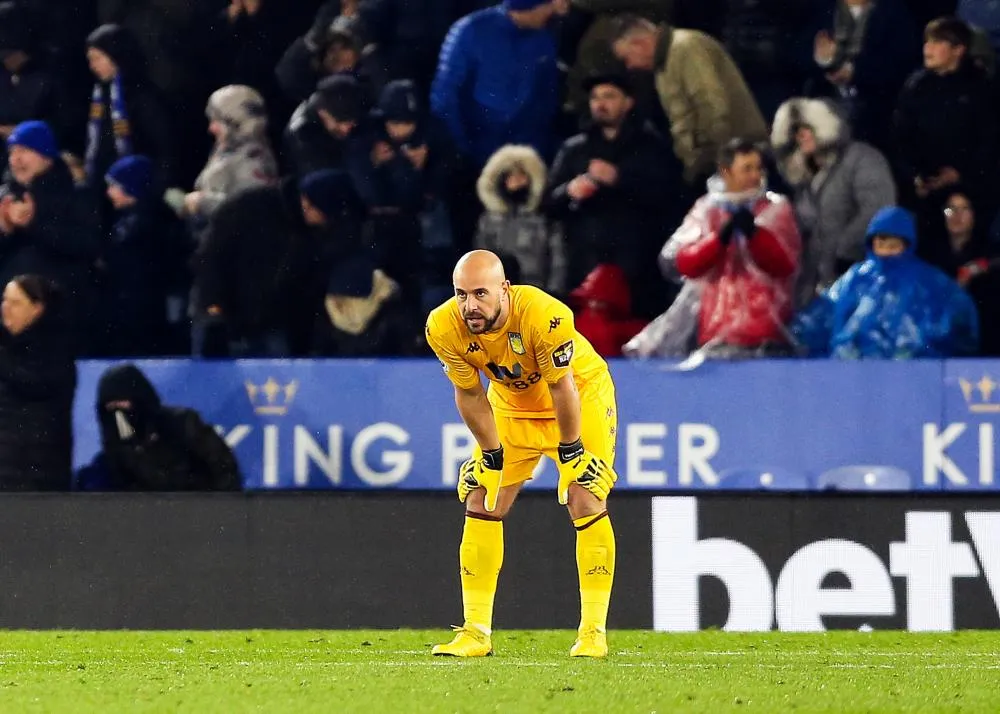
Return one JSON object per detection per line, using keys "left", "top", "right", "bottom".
{"left": 476, "top": 144, "right": 547, "bottom": 213}
{"left": 771, "top": 98, "right": 849, "bottom": 186}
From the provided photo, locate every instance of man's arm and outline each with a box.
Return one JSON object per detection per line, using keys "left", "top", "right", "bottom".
{"left": 454, "top": 383, "right": 502, "bottom": 452}
{"left": 547, "top": 371, "right": 581, "bottom": 445}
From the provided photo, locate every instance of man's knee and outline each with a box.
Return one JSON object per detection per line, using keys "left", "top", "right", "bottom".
{"left": 566, "top": 483, "right": 604, "bottom": 520}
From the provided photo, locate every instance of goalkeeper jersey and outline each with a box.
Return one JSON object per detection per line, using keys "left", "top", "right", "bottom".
{"left": 425, "top": 284, "right": 609, "bottom": 418}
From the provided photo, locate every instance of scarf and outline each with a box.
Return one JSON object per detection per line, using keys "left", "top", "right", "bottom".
{"left": 85, "top": 75, "right": 133, "bottom": 179}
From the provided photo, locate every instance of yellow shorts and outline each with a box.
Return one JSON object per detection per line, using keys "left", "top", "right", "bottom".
{"left": 475, "top": 375, "right": 618, "bottom": 487}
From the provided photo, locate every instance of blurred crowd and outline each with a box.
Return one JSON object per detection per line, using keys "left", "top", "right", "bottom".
{"left": 0, "top": 0, "right": 995, "bottom": 369}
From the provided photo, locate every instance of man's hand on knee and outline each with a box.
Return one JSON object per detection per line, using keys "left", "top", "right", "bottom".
{"left": 458, "top": 447, "right": 504, "bottom": 511}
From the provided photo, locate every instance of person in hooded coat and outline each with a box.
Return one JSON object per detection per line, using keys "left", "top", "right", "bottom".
{"left": 569, "top": 263, "right": 647, "bottom": 357}
{"left": 170, "top": 85, "right": 278, "bottom": 245}
{"left": 0, "top": 274, "right": 76, "bottom": 491}
{"left": 792, "top": 206, "right": 980, "bottom": 359}
{"left": 474, "top": 143, "right": 565, "bottom": 294}
{"left": 770, "top": 97, "right": 896, "bottom": 306}
{"left": 78, "top": 24, "right": 175, "bottom": 192}
{"left": 86, "top": 363, "right": 240, "bottom": 491}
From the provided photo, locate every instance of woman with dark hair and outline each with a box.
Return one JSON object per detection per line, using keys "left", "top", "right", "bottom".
{"left": 0, "top": 274, "right": 76, "bottom": 490}
{"left": 939, "top": 189, "right": 1000, "bottom": 355}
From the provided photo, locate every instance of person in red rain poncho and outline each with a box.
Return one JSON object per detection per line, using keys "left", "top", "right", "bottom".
{"left": 569, "top": 263, "right": 648, "bottom": 357}
{"left": 667, "top": 138, "right": 802, "bottom": 357}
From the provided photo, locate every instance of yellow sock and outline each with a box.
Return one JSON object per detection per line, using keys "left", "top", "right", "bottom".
{"left": 460, "top": 514, "right": 504, "bottom": 633}
{"left": 573, "top": 512, "right": 615, "bottom": 631}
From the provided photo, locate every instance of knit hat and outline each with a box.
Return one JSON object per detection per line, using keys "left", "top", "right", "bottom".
{"left": 582, "top": 73, "right": 634, "bottom": 97}
{"left": 106, "top": 155, "right": 153, "bottom": 201}
{"left": 299, "top": 169, "right": 366, "bottom": 219}
{"left": 504, "top": 0, "right": 550, "bottom": 11}
{"left": 376, "top": 80, "right": 421, "bottom": 123}
{"left": 7, "top": 120, "right": 58, "bottom": 159}
{"left": 310, "top": 74, "right": 363, "bottom": 123}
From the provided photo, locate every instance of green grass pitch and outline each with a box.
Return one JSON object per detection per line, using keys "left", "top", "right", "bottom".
{"left": 1, "top": 630, "right": 998, "bottom": 712}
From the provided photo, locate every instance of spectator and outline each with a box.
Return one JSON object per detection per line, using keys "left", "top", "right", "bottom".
{"left": 611, "top": 15, "right": 768, "bottom": 187}
{"left": 938, "top": 189, "right": 1000, "bottom": 355}
{"left": 475, "top": 144, "right": 566, "bottom": 294}
{"left": 546, "top": 74, "right": 686, "bottom": 318}
{"left": 562, "top": 0, "right": 673, "bottom": 121}
{"left": 76, "top": 24, "right": 174, "bottom": 192}
{"left": 568, "top": 263, "right": 647, "bottom": 357}
{"left": 192, "top": 172, "right": 331, "bottom": 358}
{"left": 659, "top": 139, "right": 802, "bottom": 358}
{"left": 792, "top": 206, "right": 979, "bottom": 359}
{"left": 99, "top": 155, "right": 170, "bottom": 357}
{"left": 0, "top": 122, "right": 99, "bottom": 323}
{"left": 166, "top": 85, "right": 278, "bottom": 245}
{"left": 895, "top": 16, "right": 997, "bottom": 266}
{"left": 82, "top": 363, "right": 241, "bottom": 491}
{"left": 276, "top": 20, "right": 383, "bottom": 109}
{"left": 771, "top": 97, "right": 896, "bottom": 306}
{"left": 304, "top": 170, "right": 410, "bottom": 356}
{"left": 285, "top": 74, "right": 367, "bottom": 178}
{"left": 811, "top": 0, "right": 919, "bottom": 153}
{"left": 430, "top": 0, "right": 566, "bottom": 170}
{"left": 0, "top": 275, "right": 76, "bottom": 490}
{"left": 0, "top": 3, "right": 67, "bottom": 164}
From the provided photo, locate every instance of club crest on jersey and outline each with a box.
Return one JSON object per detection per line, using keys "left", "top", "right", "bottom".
{"left": 508, "top": 332, "right": 525, "bottom": 355}
{"left": 552, "top": 340, "right": 574, "bottom": 368}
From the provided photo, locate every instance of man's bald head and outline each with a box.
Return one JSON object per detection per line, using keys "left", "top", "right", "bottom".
{"left": 453, "top": 250, "right": 509, "bottom": 334}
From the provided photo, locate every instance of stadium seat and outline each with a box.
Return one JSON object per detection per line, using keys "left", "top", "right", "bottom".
{"left": 815, "top": 465, "right": 913, "bottom": 492}
{"left": 717, "top": 467, "right": 811, "bottom": 491}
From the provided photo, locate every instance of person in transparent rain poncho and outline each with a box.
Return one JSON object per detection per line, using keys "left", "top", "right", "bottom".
{"left": 624, "top": 138, "right": 801, "bottom": 361}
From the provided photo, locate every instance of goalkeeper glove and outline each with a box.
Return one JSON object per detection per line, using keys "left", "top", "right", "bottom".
{"left": 457, "top": 446, "right": 504, "bottom": 512}
{"left": 556, "top": 438, "right": 617, "bottom": 505}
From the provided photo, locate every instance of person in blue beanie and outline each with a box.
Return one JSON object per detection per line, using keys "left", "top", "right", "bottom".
{"left": 792, "top": 206, "right": 980, "bottom": 358}
{"left": 431, "top": 0, "right": 567, "bottom": 171}
{"left": 0, "top": 120, "right": 99, "bottom": 351}
{"left": 100, "top": 155, "right": 174, "bottom": 356}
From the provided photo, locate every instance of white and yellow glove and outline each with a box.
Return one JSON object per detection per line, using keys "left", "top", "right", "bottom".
{"left": 457, "top": 447, "right": 504, "bottom": 512}
{"left": 556, "top": 438, "right": 617, "bottom": 505}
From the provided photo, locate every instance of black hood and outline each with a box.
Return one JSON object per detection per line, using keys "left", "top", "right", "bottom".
{"left": 86, "top": 24, "right": 148, "bottom": 86}
{"left": 0, "top": 2, "right": 40, "bottom": 55}
{"left": 96, "top": 364, "right": 162, "bottom": 443}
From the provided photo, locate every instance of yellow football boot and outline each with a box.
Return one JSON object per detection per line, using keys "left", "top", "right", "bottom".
{"left": 432, "top": 624, "right": 493, "bottom": 657}
{"left": 570, "top": 626, "right": 608, "bottom": 658}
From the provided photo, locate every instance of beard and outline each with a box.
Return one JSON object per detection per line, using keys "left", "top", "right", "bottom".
{"left": 592, "top": 112, "right": 622, "bottom": 129}
{"left": 463, "top": 301, "right": 503, "bottom": 334}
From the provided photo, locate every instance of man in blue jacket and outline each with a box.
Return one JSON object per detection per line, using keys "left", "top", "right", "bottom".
{"left": 792, "top": 206, "right": 980, "bottom": 359}
{"left": 430, "top": 0, "right": 566, "bottom": 171}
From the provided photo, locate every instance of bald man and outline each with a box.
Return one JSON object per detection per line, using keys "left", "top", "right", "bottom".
{"left": 424, "top": 250, "right": 618, "bottom": 658}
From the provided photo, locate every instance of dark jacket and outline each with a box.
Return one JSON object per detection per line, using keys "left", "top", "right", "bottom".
{"left": 0, "top": 308, "right": 76, "bottom": 490}
{"left": 284, "top": 101, "right": 370, "bottom": 178}
{"left": 546, "top": 114, "right": 688, "bottom": 316}
{"left": 194, "top": 178, "right": 316, "bottom": 344}
{"left": 93, "top": 364, "right": 240, "bottom": 491}
{"left": 359, "top": 0, "right": 459, "bottom": 88}
{"left": 894, "top": 62, "right": 997, "bottom": 193}
{"left": 98, "top": 199, "right": 177, "bottom": 356}
{"left": 0, "top": 160, "right": 100, "bottom": 301}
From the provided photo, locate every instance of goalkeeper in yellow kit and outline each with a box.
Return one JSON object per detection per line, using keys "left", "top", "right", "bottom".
{"left": 424, "top": 250, "right": 618, "bottom": 658}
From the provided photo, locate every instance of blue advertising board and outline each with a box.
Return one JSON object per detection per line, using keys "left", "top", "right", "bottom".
{"left": 72, "top": 359, "right": 1000, "bottom": 491}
